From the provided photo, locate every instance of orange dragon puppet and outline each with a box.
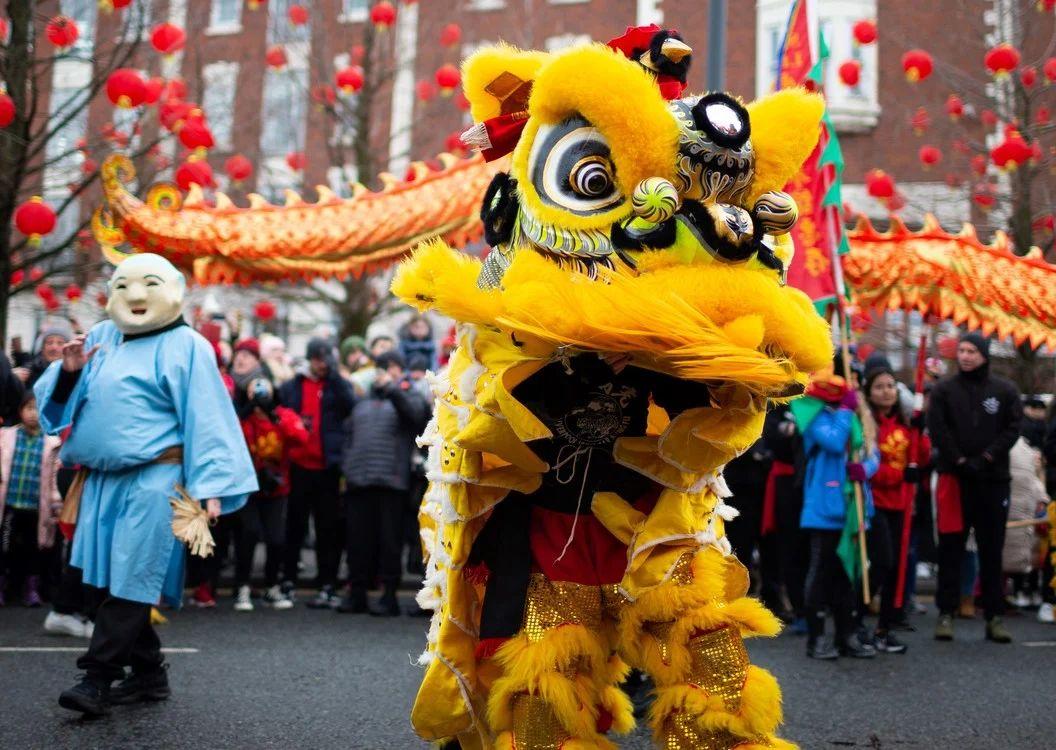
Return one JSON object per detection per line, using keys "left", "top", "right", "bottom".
{"left": 392, "top": 25, "right": 831, "bottom": 750}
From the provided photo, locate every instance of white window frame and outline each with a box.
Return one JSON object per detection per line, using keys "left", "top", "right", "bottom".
{"left": 339, "top": 0, "right": 368, "bottom": 23}
{"left": 755, "top": 0, "right": 880, "bottom": 134}
{"left": 545, "top": 33, "right": 592, "bottom": 52}
{"left": 465, "top": 0, "right": 506, "bottom": 11}
{"left": 202, "top": 61, "right": 240, "bottom": 151}
{"left": 208, "top": 0, "right": 243, "bottom": 36}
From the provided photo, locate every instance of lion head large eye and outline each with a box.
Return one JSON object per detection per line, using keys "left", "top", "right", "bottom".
{"left": 528, "top": 115, "right": 624, "bottom": 216}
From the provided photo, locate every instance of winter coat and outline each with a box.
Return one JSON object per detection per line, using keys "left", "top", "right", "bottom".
{"left": 799, "top": 406, "right": 879, "bottom": 531}
{"left": 0, "top": 426, "right": 63, "bottom": 549}
{"left": 341, "top": 378, "right": 430, "bottom": 492}
{"left": 1003, "top": 437, "right": 1047, "bottom": 574}
{"left": 279, "top": 371, "right": 355, "bottom": 469}
{"left": 927, "top": 366, "right": 1022, "bottom": 482}
{"left": 240, "top": 406, "right": 310, "bottom": 497}
{"left": 871, "top": 412, "right": 931, "bottom": 512}
{"left": 0, "top": 354, "right": 24, "bottom": 427}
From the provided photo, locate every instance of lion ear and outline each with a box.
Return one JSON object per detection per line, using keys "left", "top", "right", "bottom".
{"left": 462, "top": 44, "right": 550, "bottom": 123}
{"left": 746, "top": 88, "right": 825, "bottom": 204}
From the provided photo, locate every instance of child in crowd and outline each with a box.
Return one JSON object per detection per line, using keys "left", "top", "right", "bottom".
{"left": 0, "top": 394, "right": 62, "bottom": 606}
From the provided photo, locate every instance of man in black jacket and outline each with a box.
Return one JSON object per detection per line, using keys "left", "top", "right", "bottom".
{"left": 339, "top": 351, "right": 430, "bottom": 616}
{"left": 927, "top": 332, "right": 1022, "bottom": 643}
{"left": 278, "top": 339, "right": 355, "bottom": 608}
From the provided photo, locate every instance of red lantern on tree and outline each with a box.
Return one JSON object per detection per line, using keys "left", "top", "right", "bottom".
{"left": 106, "top": 68, "right": 148, "bottom": 109}
{"left": 1037, "top": 106, "right": 1051, "bottom": 125}
{"left": 984, "top": 43, "right": 1020, "bottom": 78}
{"left": 35, "top": 283, "right": 56, "bottom": 305}
{"left": 902, "top": 49, "right": 933, "bottom": 82}
{"left": 178, "top": 116, "right": 214, "bottom": 152}
{"left": 81, "top": 157, "right": 98, "bottom": 176}
{"left": 150, "top": 22, "right": 186, "bottom": 55}
{"left": 224, "top": 154, "right": 253, "bottom": 184}
{"left": 65, "top": 284, "right": 83, "bottom": 302}
{"left": 175, "top": 160, "right": 215, "bottom": 190}
{"left": 144, "top": 77, "right": 165, "bottom": 105}
{"left": 837, "top": 60, "right": 861, "bottom": 87}
{"left": 266, "top": 45, "right": 287, "bottom": 69}
{"left": 1045, "top": 58, "right": 1056, "bottom": 82}
{"left": 253, "top": 300, "right": 277, "bottom": 321}
{"left": 865, "top": 169, "right": 896, "bottom": 200}
{"left": 910, "top": 107, "right": 930, "bottom": 136}
{"left": 285, "top": 151, "right": 306, "bottom": 172}
{"left": 159, "top": 99, "right": 195, "bottom": 133}
{"left": 990, "top": 128, "right": 1033, "bottom": 171}
{"left": 14, "top": 197, "right": 56, "bottom": 244}
{"left": 971, "top": 154, "right": 988, "bottom": 176}
{"left": 100, "top": 0, "right": 133, "bottom": 10}
{"left": 1041, "top": 0, "right": 1056, "bottom": 12}
{"left": 288, "top": 4, "right": 309, "bottom": 25}
{"left": 161, "top": 78, "right": 187, "bottom": 102}
{"left": 972, "top": 184, "right": 996, "bottom": 212}
{"left": 29, "top": 267, "right": 44, "bottom": 282}
{"left": 311, "top": 84, "right": 336, "bottom": 107}
{"left": 852, "top": 19, "right": 877, "bottom": 45}
{"left": 440, "top": 23, "right": 462, "bottom": 47}
{"left": 1020, "top": 65, "right": 1038, "bottom": 87}
{"left": 918, "top": 145, "right": 942, "bottom": 169}
{"left": 0, "top": 93, "right": 14, "bottom": 127}
{"left": 415, "top": 80, "right": 436, "bottom": 102}
{"left": 9, "top": 270, "right": 23, "bottom": 288}
{"left": 335, "top": 66, "right": 364, "bottom": 94}
{"left": 435, "top": 64, "right": 460, "bottom": 95}
{"left": 980, "top": 108, "right": 998, "bottom": 128}
{"left": 46, "top": 16, "right": 79, "bottom": 49}
{"left": 370, "top": 1, "right": 396, "bottom": 29}
{"left": 945, "top": 94, "right": 964, "bottom": 120}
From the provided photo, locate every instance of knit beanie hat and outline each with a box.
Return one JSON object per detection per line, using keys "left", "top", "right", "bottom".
{"left": 339, "top": 335, "right": 367, "bottom": 361}
{"left": 234, "top": 338, "right": 261, "bottom": 359}
{"left": 959, "top": 331, "right": 991, "bottom": 360}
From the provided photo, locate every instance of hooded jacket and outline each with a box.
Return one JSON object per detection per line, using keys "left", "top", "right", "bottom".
{"left": 279, "top": 368, "right": 355, "bottom": 470}
{"left": 341, "top": 376, "right": 430, "bottom": 491}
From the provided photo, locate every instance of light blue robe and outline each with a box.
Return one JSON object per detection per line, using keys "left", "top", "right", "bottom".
{"left": 35, "top": 320, "right": 256, "bottom": 607}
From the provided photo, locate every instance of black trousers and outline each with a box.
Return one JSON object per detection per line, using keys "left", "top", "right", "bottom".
{"left": 726, "top": 481, "right": 782, "bottom": 610}
{"left": 233, "top": 494, "right": 287, "bottom": 588}
{"left": 405, "top": 475, "right": 427, "bottom": 576}
{"left": 78, "top": 590, "right": 162, "bottom": 682}
{"left": 53, "top": 539, "right": 97, "bottom": 618}
{"left": 803, "top": 530, "right": 856, "bottom": 641}
{"left": 283, "top": 466, "right": 342, "bottom": 588}
{"left": 346, "top": 485, "right": 406, "bottom": 593}
{"left": 774, "top": 474, "right": 809, "bottom": 616}
{"left": 936, "top": 479, "right": 1010, "bottom": 620}
{"left": 1, "top": 506, "right": 41, "bottom": 581}
{"left": 868, "top": 507, "right": 906, "bottom": 631}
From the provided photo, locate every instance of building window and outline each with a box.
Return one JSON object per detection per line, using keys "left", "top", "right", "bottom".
{"left": 755, "top": 0, "right": 879, "bottom": 133}
{"left": 340, "top": 0, "right": 368, "bottom": 22}
{"left": 203, "top": 62, "right": 239, "bottom": 151}
{"left": 545, "top": 33, "right": 591, "bottom": 52}
{"left": 548, "top": 0, "right": 590, "bottom": 4}
{"left": 43, "top": 83, "right": 89, "bottom": 193}
{"left": 465, "top": 0, "right": 506, "bottom": 10}
{"left": 209, "top": 0, "right": 242, "bottom": 33}
{"left": 258, "top": 67, "right": 308, "bottom": 201}
{"left": 60, "top": 0, "right": 96, "bottom": 55}
{"left": 267, "top": 0, "right": 309, "bottom": 43}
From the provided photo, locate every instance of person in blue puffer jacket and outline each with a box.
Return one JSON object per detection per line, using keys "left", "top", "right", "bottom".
{"left": 792, "top": 363, "right": 879, "bottom": 661}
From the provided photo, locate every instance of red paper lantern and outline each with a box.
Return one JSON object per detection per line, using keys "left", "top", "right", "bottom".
{"left": 918, "top": 145, "right": 942, "bottom": 169}
{"left": 945, "top": 94, "right": 964, "bottom": 120}
{"left": 944, "top": 173, "right": 963, "bottom": 188}
{"left": 415, "top": 80, "right": 436, "bottom": 102}
{"left": 224, "top": 154, "right": 253, "bottom": 183}
{"left": 46, "top": 16, "right": 79, "bottom": 49}
{"left": 150, "top": 22, "right": 186, "bottom": 55}
{"left": 1042, "top": 0, "right": 1056, "bottom": 12}
{"left": 370, "top": 1, "right": 396, "bottom": 29}
{"left": 159, "top": 99, "right": 195, "bottom": 132}
{"left": 990, "top": 129, "right": 1033, "bottom": 171}
{"left": 106, "top": 68, "right": 148, "bottom": 109}
{"left": 1045, "top": 58, "right": 1056, "bottom": 82}
{"left": 175, "top": 160, "right": 215, "bottom": 190}
{"left": 29, "top": 267, "right": 44, "bottom": 282}
{"left": 144, "top": 77, "right": 165, "bottom": 105}
{"left": 65, "top": 284, "right": 83, "bottom": 302}
{"left": 266, "top": 45, "right": 287, "bottom": 69}
{"left": 285, "top": 151, "right": 306, "bottom": 171}
{"left": 81, "top": 157, "right": 98, "bottom": 175}
{"left": 1020, "top": 65, "right": 1038, "bottom": 87}
{"left": 335, "top": 66, "right": 364, "bottom": 94}
{"left": 984, "top": 43, "right": 1020, "bottom": 78}
{"left": 440, "top": 23, "right": 462, "bottom": 47}
{"left": 1036, "top": 106, "right": 1051, "bottom": 125}
{"left": 288, "top": 4, "right": 309, "bottom": 25}
{"left": 902, "top": 49, "right": 933, "bottom": 83}
{"left": 14, "top": 197, "right": 56, "bottom": 243}
{"left": 0, "top": 18, "right": 7, "bottom": 41}
{"left": 162, "top": 78, "right": 187, "bottom": 102}
{"left": 253, "top": 300, "right": 277, "bottom": 321}
{"left": 178, "top": 117, "right": 214, "bottom": 151}
{"left": 865, "top": 169, "right": 895, "bottom": 200}
{"left": 971, "top": 154, "right": 988, "bottom": 176}
{"left": 35, "top": 283, "right": 56, "bottom": 304}
{"left": 980, "top": 108, "right": 998, "bottom": 128}
{"left": 972, "top": 184, "right": 996, "bottom": 211}
{"left": 910, "top": 107, "right": 930, "bottom": 136}
{"left": 0, "top": 93, "right": 14, "bottom": 127}
{"left": 311, "top": 84, "right": 336, "bottom": 107}
{"left": 852, "top": 19, "right": 877, "bottom": 45}
{"left": 435, "top": 64, "right": 460, "bottom": 94}
{"left": 837, "top": 60, "right": 861, "bottom": 87}
{"left": 9, "top": 270, "right": 23, "bottom": 287}
{"left": 350, "top": 45, "right": 365, "bottom": 63}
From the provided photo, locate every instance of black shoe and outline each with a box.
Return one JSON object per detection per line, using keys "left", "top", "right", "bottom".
{"left": 306, "top": 585, "right": 337, "bottom": 610}
{"left": 838, "top": 634, "right": 877, "bottom": 658}
{"left": 872, "top": 631, "right": 908, "bottom": 654}
{"left": 369, "top": 594, "right": 401, "bottom": 617}
{"left": 109, "top": 665, "right": 171, "bottom": 705}
{"left": 58, "top": 676, "right": 111, "bottom": 716}
{"left": 806, "top": 636, "right": 839, "bottom": 660}
{"left": 337, "top": 590, "right": 368, "bottom": 614}
{"left": 889, "top": 616, "right": 917, "bottom": 633}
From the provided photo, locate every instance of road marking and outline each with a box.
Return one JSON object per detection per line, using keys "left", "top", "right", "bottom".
{"left": 0, "top": 647, "right": 199, "bottom": 653}
{"left": 1022, "top": 641, "right": 1056, "bottom": 647}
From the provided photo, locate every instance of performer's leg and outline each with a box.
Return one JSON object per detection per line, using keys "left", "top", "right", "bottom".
{"left": 620, "top": 549, "right": 791, "bottom": 749}
{"left": 77, "top": 594, "right": 152, "bottom": 681}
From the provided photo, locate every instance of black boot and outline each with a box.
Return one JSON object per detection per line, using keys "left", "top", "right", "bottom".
{"left": 369, "top": 584, "right": 400, "bottom": 617}
{"left": 806, "top": 635, "right": 839, "bottom": 660}
{"left": 58, "top": 675, "right": 111, "bottom": 716}
{"left": 110, "top": 664, "right": 171, "bottom": 704}
{"left": 337, "top": 589, "right": 368, "bottom": 614}
{"left": 838, "top": 632, "right": 877, "bottom": 658}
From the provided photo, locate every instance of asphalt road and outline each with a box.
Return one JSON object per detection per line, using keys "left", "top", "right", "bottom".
{"left": 0, "top": 592, "right": 1053, "bottom": 749}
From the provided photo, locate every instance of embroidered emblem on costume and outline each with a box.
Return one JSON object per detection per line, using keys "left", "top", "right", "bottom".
{"left": 555, "top": 382, "right": 636, "bottom": 447}
{"left": 982, "top": 397, "right": 999, "bottom": 415}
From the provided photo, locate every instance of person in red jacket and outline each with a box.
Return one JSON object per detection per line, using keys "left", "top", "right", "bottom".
{"left": 232, "top": 376, "right": 309, "bottom": 611}
{"left": 865, "top": 366, "right": 931, "bottom": 654}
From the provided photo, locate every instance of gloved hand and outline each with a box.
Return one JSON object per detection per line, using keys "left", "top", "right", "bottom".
{"left": 839, "top": 389, "right": 859, "bottom": 412}
{"left": 847, "top": 462, "right": 867, "bottom": 483}
{"left": 955, "top": 456, "right": 982, "bottom": 476}
{"left": 903, "top": 466, "right": 921, "bottom": 484}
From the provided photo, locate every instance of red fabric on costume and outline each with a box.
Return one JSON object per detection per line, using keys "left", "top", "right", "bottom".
{"left": 478, "top": 113, "right": 529, "bottom": 162}
{"left": 288, "top": 377, "right": 325, "bottom": 469}
{"left": 872, "top": 414, "right": 931, "bottom": 511}
{"left": 241, "top": 406, "right": 309, "bottom": 496}
{"left": 762, "top": 461, "right": 795, "bottom": 535}
{"left": 936, "top": 473, "right": 963, "bottom": 534}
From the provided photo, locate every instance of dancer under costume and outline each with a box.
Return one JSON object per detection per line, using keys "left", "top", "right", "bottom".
{"left": 35, "top": 253, "right": 256, "bottom": 717}
{"left": 393, "top": 26, "right": 832, "bottom": 750}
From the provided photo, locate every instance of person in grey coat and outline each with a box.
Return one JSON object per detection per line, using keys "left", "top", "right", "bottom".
{"left": 339, "top": 351, "right": 430, "bottom": 616}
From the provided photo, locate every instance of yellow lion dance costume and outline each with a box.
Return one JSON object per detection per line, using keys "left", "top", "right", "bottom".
{"left": 393, "top": 26, "right": 832, "bottom": 750}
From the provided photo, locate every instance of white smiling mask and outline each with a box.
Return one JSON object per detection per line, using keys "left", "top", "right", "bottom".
{"left": 106, "top": 253, "right": 187, "bottom": 335}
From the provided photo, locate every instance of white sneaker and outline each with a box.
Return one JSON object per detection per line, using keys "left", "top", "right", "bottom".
{"left": 915, "top": 562, "right": 933, "bottom": 580}
{"left": 83, "top": 618, "right": 94, "bottom": 640}
{"left": 263, "top": 584, "right": 294, "bottom": 610}
{"left": 1012, "top": 591, "right": 1031, "bottom": 608}
{"left": 1038, "top": 602, "right": 1055, "bottom": 624}
{"left": 234, "top": 585, "right": 254, "bottom": 612}
{"left": 43, "top": 611, "right": 89, "bottom": 638}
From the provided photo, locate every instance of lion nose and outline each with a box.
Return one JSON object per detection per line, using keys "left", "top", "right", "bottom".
{"left": 632, "top": 177, "right": 681, "bottom": 223}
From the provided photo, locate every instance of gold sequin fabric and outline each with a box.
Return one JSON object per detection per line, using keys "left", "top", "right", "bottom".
{"left": 522, "top": 574, "right": 625, "bottom": 642}
{"left": 662, "top": 712, "right": 743, "bottom": 750}
{"left": 687, "top": 626, "right": 749, "bottom": 713}
{"left": 511, "top": 693, "right": 571, "bottom": 750}
{"left": 643, "top": 619, "right": 677, "bottom": 667}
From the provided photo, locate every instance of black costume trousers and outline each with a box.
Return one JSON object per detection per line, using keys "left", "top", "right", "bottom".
{"left": 78, "top": 589, "right": 162, "bottom": 682}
